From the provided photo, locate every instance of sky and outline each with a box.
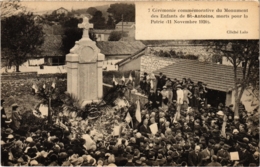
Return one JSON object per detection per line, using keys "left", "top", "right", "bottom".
{"left": 21, "top": 1, "right": 131, "bottom": 12}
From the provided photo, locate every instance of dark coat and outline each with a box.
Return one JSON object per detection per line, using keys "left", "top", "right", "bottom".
{"left": 155, "top": 93, "right": 162, "bottom": 108}
{"left": 188, "top": 151, "right": 203, "bottom": 166}
{"left": 1, "top": 107, "right": 7, "bottom": 128}
{"left": 139, "top": 125, "right": 151, "bottom": 137}
{"left": 157, "top": 76, "right": 165, "bottom": 90}
{"left": 238, "top": 149, "right": 250, "bottom": 166}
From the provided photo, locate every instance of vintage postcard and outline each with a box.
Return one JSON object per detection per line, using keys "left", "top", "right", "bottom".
{"left": 1, "top": 1, "right": 259, "bottom": 166}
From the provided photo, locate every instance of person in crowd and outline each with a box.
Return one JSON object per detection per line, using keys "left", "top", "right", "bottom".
{"left": 148, "top": 89, "right": 157, "bottom": 109}
{"left": 154, "top": 88, "right": 162, "bottom": 109}
{"left": 175, "top": 84, "right": 183, "bottom": 121}
{"left": 217, "top": 144, "right": 231, "bottom": 165}
{"left": 187, "top": 84, "right": 194, "bottom": 107}
{"left": 125, "top": 154, "right": 135, "bottom": 166}
{"left": 193, "top": 85, "right": 200, "bottom": 109}
{"left": 161, "top": 86, "right": 169, "bottom": 108}
{"left": 165, "top": 78, "right": 173, "bottom": 88}
{"left": 10, "top": 103, "right": 22, "bottom": 131}
{"left": 167, "top": 85, "right": 173, "bottom": 106}
{"left": 145, "top": 79, "right": 151, "bottom": 95}
{"left": 1, "top": 99, "right": 7, "bottom": 128}
{"left": 188, "top": 145, "right": 202, "bottom": 166}
{"left": 183, "top": 85, "right": 192, "bottom": 105}
{"left": 139, "top": 119, "right": 151, "bottom": 137}
{"left": 207, "top": 155, "right": 222, "bottom": 166}
{"left": 139, "top": 77, "right": 147, "bottom": 95}
{"left": 143, "top": 72, "right": 148, "bottom": 81}
{"left": 156, "top": 72, "right": 165, "bottom": 90}
{"left": 2, "top": 76, "right": 259, "bottom": 167}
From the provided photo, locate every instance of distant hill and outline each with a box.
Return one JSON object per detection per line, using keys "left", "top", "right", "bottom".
{"left": 33, "top": 4, "right": 110, "bottom": 20}
{"left": 73, "top": 4, "right": 110, "bottom": 20}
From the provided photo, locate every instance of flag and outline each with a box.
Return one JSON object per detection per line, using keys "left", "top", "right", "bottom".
{"left": 113, "top": 75, "right": 118, "bottom": 85}
{"left": 51, "top": 82, "right": 56, "bottom": 89}
{"left": 125, "top": 112, "right": 132, "bottom": 123}
{"left": 150, "top": 80, "right": 154, "bottom": 89}
{"left": 221, "top": 115, "right": 227, "bottom": 138}
{"left": 129, "top": 73, "right": 133, "bottom": 81}
{"left": 135, "top": 100, "right": 141, "bottom": 123}
{"left": 32, "top": 84, "right": 38, "bottom": 93}
{"left": 146, "top": 74, "right": 150, "bottom": 80}
{"left": 121, "top": 75, "right": 125, "bottom": 82}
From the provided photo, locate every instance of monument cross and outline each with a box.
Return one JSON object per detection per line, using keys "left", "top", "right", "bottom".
{"left": 66, "top": 16, "right": 104, "bottom": 105}
{"left": 78, "top": 17, "right": 93, "bottom": 40}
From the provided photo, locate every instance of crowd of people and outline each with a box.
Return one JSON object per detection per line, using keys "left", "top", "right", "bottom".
{"left": 1, "top": 73, "right": 259, "bottom": 166}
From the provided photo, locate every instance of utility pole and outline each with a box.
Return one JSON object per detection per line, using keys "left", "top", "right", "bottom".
{"left": 121, "top": 14, "right": 124, "bottom": 36}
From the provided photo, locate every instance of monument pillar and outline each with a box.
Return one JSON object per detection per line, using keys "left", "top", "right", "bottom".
{"left": 66, "top": 54, "right": 78, "bottom": 96}
{"left": 66, "top": 17, "right": 104, "bottom": 103}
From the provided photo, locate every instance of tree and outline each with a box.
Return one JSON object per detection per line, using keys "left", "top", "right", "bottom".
{"left": 61, "top": 17, "right": 96, "bottom": 54}
{"left": 0, "top": 1, "right": 26, "bottom": 18}
{"left": 107, "top": 3, "right": 135, "bottom": 24}
{"left": 89, "top": 10, "right": 106, "bottom": 29}
{"left": 86, "top": 7, "right": 98, "bottom": 16}
{"left": 106, "top": 15, "right": 115, "bottom": 29}
{"left": 208, "top": 40, "right": 259, "bottom": 117}
{"left": 1, "top": 13, "right": 44, "bottom": 72}
{"left": 108, "top": 31, "right": 128, "bottom": 41}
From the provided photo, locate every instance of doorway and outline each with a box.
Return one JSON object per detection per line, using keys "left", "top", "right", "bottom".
{"left": 206, "top": 89, "right": 226, "bottom": 107}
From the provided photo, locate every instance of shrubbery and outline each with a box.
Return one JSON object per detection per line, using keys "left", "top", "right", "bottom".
{"left": 154, "top": 49, "right": 198, "bottom": 60}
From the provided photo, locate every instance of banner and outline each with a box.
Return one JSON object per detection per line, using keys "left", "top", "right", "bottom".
{"left": 149, "top": 123, "right": 158, "bottom": 134}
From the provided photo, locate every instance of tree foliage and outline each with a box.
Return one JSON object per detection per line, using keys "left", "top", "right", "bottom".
{"left": 107, "top": 3, "right": 135, "bottom": 24}
{"left": 208, "top": 40, "right": 259, "bottom": 116}
{"left": 89, "top": 10, "right": 106, "bottom": 29}
{"left": 108, "top": 31, "right": 128, "bottom": 41}
{"left": 0, "top": 1, "right": 26, "bottom": 18}
{"left": 1, "top": 13, "right": 44, "bottom": 72}
{"left": 44, "top": 14, "right": 96, "bottom": 54}
{"left": 86, "top": 7, "right": 98, "bottom": 16}
{"left": 106, "top": 15, "right": 115, "bottom": 29}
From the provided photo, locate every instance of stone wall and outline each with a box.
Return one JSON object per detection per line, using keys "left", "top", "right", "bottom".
{"left": 140, "top": 54, "right": 176, "bottom": 75}
{"left": 140, "top": 45, "right": 222, "bottom": 75}
{"left": 150, "top": 45, "right": 214, "bottom": 62}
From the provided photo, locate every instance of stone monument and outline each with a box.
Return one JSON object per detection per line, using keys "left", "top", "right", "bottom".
{"left": 66, "top": 17, "right": 104, "bottom": 103}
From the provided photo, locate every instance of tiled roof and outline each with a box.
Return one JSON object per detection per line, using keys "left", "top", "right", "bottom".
{"left": 96, "top": 41, "right": 146, "bottom": 56}
{"left": 115, "top": 47, "right": 146, "bottom": 66}
{"left": 116, "top": 22, "right": 135, "bottom": 26}
{"left": 154, "top": 59, "right": 243, "bottom": 92}
{"left": 93, "top": 29, "right": 114, "bottom": 34}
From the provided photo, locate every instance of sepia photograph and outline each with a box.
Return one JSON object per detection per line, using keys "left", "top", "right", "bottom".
{"left": 1, "top": 1, "right": 259, "bottom": 166}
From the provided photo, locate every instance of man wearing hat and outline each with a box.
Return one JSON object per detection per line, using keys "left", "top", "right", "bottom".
{"left": 201, "top": 145, "right": 213, "bottom": 166}
{"left": 154, "top": 88, "right": 162, "bottom": 109}
{"left": 148, "top": 89, "right": 157, "bottom": 109}
{"left": 188, "top": 145, "right": 202, "bottom": 166}
{"left": 11, "top": 103, "right": 22, "bottom": 131}
{"left": 216, "top": 144, "right": 231, "bottom": 165}
{"left": 237, "top": 141, "right": 250, "bottom": 166}
{"left": 156, "top": 72, "right": 166, "bottom": 90}
{"left": 139, "top": 119, "right": 151, "bottom": 138}
{"left": 207, "top": 155, "right": 222, "bottom": 166}
{"left": 161, "top": 86, "right": 169, "bottom": 107}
